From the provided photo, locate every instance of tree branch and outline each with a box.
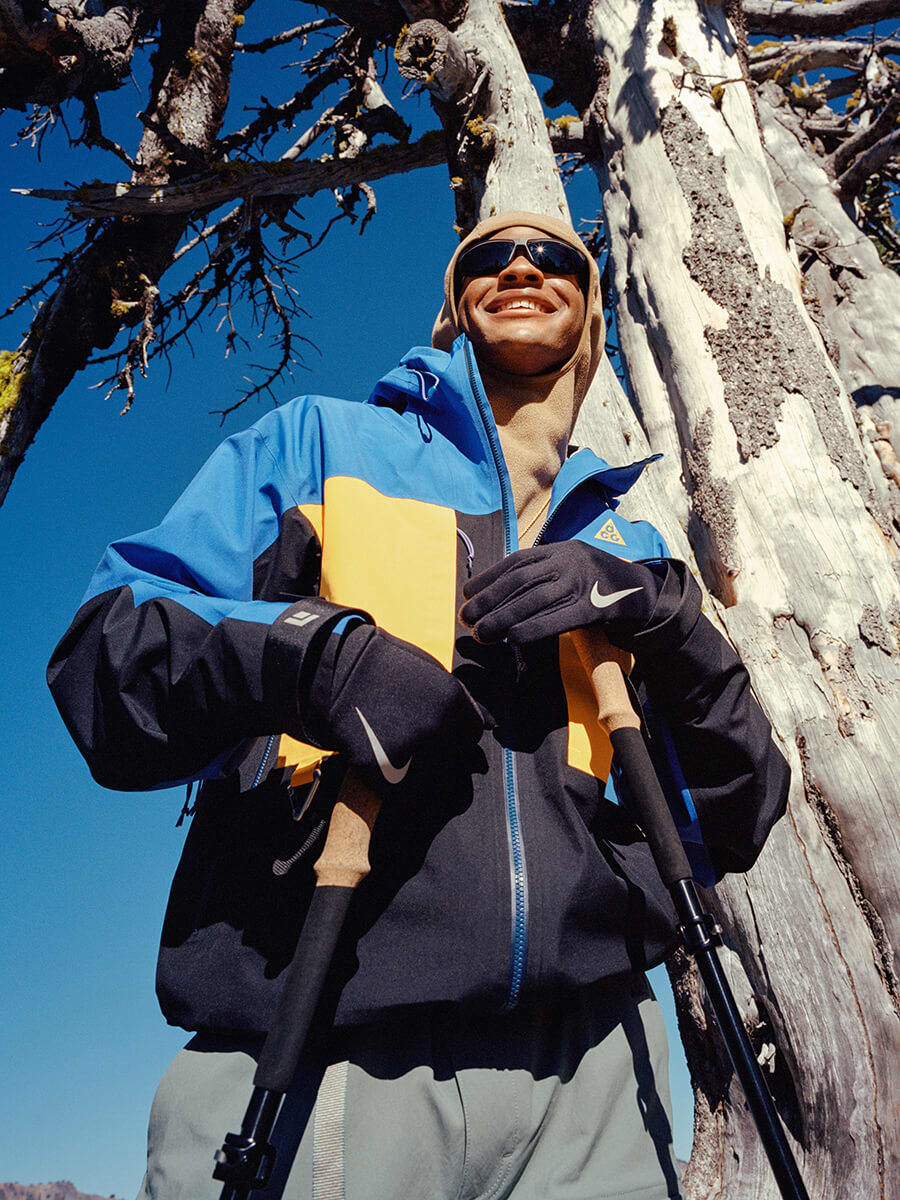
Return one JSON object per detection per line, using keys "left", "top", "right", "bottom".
{"left": 394, "top": 19, "right": 474, "bottom": 101}
{"left": 745, "top": 0, "right": 900, "bottom": 36}
{"left": 749, "top": 38, "right": 899, "bottom": 82}
{"left": 830, "top": 89, "right": 900, "bottom": 174}
{"left": 14, "top": 131, "right": 450, "bottom": 217}
{"left": 837, "top": 126, "right": 900, "bottom": 192}
{"left": 236, "top": 18, "right": 343, "bottom": 53}
{"left": 218, "top": 58, "right": 345, "bottom": 155}
{"left": 0, "top": 0, "right": 239, "bottom": 508}
{"left": 0, "top": 0, "right": 148, "bottom": 109}
{"left": 15, "top": 119, "right": 590, "bottom": 220}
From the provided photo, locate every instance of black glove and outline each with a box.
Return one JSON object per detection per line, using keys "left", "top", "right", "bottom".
{"left": 459, "top": 540, "right": 699, "bottom": 652}
{"left": 301, "top": 622, "right": 486, "bottom": 787}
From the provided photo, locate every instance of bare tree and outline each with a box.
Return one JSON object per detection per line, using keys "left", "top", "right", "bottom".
{"left": 3, "top": 2, "right": 898, "bottom": 1196}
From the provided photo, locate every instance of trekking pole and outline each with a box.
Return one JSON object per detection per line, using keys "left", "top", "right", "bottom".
{"left": 213, "top": 770, "right": 380, "bottom": 1200}
{"left": 571, "top": 626, "right": 809, "bottom": 1200}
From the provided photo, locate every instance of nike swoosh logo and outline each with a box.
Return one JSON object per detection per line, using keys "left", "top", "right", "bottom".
{"left": 272, "top": 845, "right": 308, "bottom": 877}
{"left": 355, "top": 707, "right": 411, "bottom": 784}
{"left": 590, "top": 583, "right": 643, "bottom": 609}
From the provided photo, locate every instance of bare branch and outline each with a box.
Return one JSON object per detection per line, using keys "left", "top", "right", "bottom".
{"left": 830, "top": 89, "right": 900, "bottom": 174}
{"left": 838, "top": 127, "right": 900, "bottom": 192}
{"left": 745, "top": 0, "right": 900, "bottom": 37}
{"left": 2, "top": 220, "right": 100, "bottom": 317}
{"left": 102, "top": 274, "right": 160, "bottom": 414}
{"left": 15, "top": 118, "right": 589, "bottom": 220}
{"left": 236, "top": 18, "right": 343, "bottom": 53}
{"left": 77, "top": 94, "right": 137, "bottom": 169}
{"left": 280, "top": 105, "right": 342, "bottom": 161}
{"left": 749, "top": 38, "right": 899, "bottom": 82}
{"left": 0, "top": 0, "right": 240, "bottom": 505}
{"left": 219, "top": 61, "right": 344, "bottom": 155}
{"left": 15, "top": 131, "right": 448, "bottom": 217}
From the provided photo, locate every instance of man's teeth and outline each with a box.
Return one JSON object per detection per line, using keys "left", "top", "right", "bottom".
{"left": 496, "top": 299, "right": 545, "bottom": 312}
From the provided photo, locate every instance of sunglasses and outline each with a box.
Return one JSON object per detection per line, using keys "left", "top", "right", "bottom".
{"left": 455, "top": 238, "right": 590, "bottom": 297}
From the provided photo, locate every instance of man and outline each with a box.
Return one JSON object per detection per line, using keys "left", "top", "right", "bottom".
{"left": 49, "top": 211, "right": 789, "bottom": 1200}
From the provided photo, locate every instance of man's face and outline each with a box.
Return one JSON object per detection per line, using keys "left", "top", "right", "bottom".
{"left": 456, "top": 225, "right": 587, "bottom": 376}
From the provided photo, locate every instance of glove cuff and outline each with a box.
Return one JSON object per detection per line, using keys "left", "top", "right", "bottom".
{"left": 629, "top": 560, "right": 702, "bottom": 656}
{"left": 262, "top": 598, "right": 372, "bottom": 737}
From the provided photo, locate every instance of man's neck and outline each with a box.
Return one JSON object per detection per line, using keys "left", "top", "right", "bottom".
{"left": 488, "top": 384, "right": 577, "bottom": 539}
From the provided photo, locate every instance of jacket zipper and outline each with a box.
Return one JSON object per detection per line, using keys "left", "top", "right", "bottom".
{"left": 464, "top": 340, "right": 529, "bottom": 1012}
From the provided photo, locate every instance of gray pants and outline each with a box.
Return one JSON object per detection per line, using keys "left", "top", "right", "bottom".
{"left": 137, "top": 975, "right": 683, "bottom": 1200}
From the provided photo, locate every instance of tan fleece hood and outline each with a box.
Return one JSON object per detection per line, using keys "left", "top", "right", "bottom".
{"left": 431, "top": 210, "right": 605, "bottom": 417}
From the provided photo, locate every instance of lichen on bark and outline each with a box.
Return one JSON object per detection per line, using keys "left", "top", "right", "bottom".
{"left": 859, "top": 603, "right": 896, "bottom": 655}
{"left": 659, "top": 102, "right": 889, "bottom": 531}
{"left": 684, "top": 408, "right": 740, "bottom": 603}
{"left": 0, "top": 348, "right": 32, "bottom": 455}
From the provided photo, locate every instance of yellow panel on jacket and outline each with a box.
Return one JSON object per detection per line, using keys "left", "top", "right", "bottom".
{"left": 315, "top": 475, "right": 458, "bottom": 668}
{"left": 275, "top": 479, "right": 457, "bottom": 785}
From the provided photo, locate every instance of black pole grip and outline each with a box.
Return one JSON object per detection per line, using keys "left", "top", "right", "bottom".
{"left": 253, "top": 883, "right": 356, "bottom": 1094}
{"left": 609, "top": 726, "right": 693, "bottom": 888}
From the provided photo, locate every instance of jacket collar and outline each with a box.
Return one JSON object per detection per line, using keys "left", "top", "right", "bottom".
{"left": 367, "top": 336, "right": 660, "bottom": 507}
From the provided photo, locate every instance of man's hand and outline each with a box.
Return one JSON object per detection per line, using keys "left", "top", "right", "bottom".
{"left": 459, "top": 541, "right": 672, "bottom": 649}
{"left": 304, "top": 623, "right": 486, "bottom": 787}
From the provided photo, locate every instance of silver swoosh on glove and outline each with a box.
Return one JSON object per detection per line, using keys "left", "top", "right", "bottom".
{"left": 355, "top": 707, "right": 412, "bottom": 784}
{"left": 589, "top": 583, "right": 643, "bottom": 609}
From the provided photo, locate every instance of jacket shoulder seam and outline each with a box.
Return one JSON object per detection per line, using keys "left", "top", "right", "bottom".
{"left": 251, "top": 426, "right": 302, "bottom": 511}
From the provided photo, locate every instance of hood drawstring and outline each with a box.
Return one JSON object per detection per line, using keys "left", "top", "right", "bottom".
{"left": 456, "top": 527, "right": 475, "bottom": 577}
{"left": 411, "top": 367, "right": 440, "bottom": 403}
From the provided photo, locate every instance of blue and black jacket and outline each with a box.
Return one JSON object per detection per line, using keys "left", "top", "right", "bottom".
{"left": 48, "top": 335, "right": 789, "bottom": 1033}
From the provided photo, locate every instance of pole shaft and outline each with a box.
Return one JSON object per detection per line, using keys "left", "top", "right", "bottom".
{"left": 214, "top": 771, "right": 380, "bottom": 1196}
{"left": 571, "top": 626, "right": 809, "bottom": 1200}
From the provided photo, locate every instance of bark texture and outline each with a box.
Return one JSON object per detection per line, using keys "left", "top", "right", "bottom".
{"left": 757, "top": 83, "right": 900, "bottom": 472}
{"left": 398, "top": 0, "right": 571, "bottom": 232}
{"left": 581, "top": 3, "right": 900, "bottom": 1197}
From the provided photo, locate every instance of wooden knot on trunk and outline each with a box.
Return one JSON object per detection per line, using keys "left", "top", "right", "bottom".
{"left": 395, "top": 19, "right": 473, "bottom": 103}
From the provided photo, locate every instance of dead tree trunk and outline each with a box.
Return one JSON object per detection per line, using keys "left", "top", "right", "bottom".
{"left": 578, "top": 2, "right": 900, "bottom": 1196}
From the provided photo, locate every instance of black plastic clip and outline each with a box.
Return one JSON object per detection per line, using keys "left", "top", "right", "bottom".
{"left": 212, "top": 1131, "right": 275, "bottom": 1192}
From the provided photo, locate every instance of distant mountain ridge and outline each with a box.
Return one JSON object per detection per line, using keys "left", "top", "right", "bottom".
{"left": 0, "top": 1184, "right": 119, "bottom": 1200}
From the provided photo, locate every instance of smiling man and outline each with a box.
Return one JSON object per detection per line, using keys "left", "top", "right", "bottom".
{"left": 49, "top": 211, "right": 789, "bottom": 1200}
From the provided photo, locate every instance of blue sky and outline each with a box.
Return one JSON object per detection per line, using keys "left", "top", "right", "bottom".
{"left": 0, "top": 10, "right": 693, "bottom": 1195}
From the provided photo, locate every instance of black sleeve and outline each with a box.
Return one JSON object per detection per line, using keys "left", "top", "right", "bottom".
{"left": 630, "top": 565, "right": 790, "bottom": 882}
{"left": 47, "top": 425, "right": 368, "bottom": 791}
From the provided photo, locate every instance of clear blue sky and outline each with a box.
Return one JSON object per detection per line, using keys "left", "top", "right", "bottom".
{"left": 0, "top": 10, "right": 693, "bottom": 1195}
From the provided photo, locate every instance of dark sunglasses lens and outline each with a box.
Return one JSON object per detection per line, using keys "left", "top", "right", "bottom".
{"left": 457, "top": 242, "right": 512, "bottom": 278}
{"left": 527, "top": 240, "right": 585, "bottom": 276}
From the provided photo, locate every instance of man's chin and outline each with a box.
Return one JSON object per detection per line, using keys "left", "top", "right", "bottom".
{"left": 474, "top": 343, "right": 571, "bottom": 377}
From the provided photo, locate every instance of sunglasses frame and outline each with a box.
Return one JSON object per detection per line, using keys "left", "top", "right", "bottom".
{"left": 454, "top": 237, "right": 590, "bottom": 300}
